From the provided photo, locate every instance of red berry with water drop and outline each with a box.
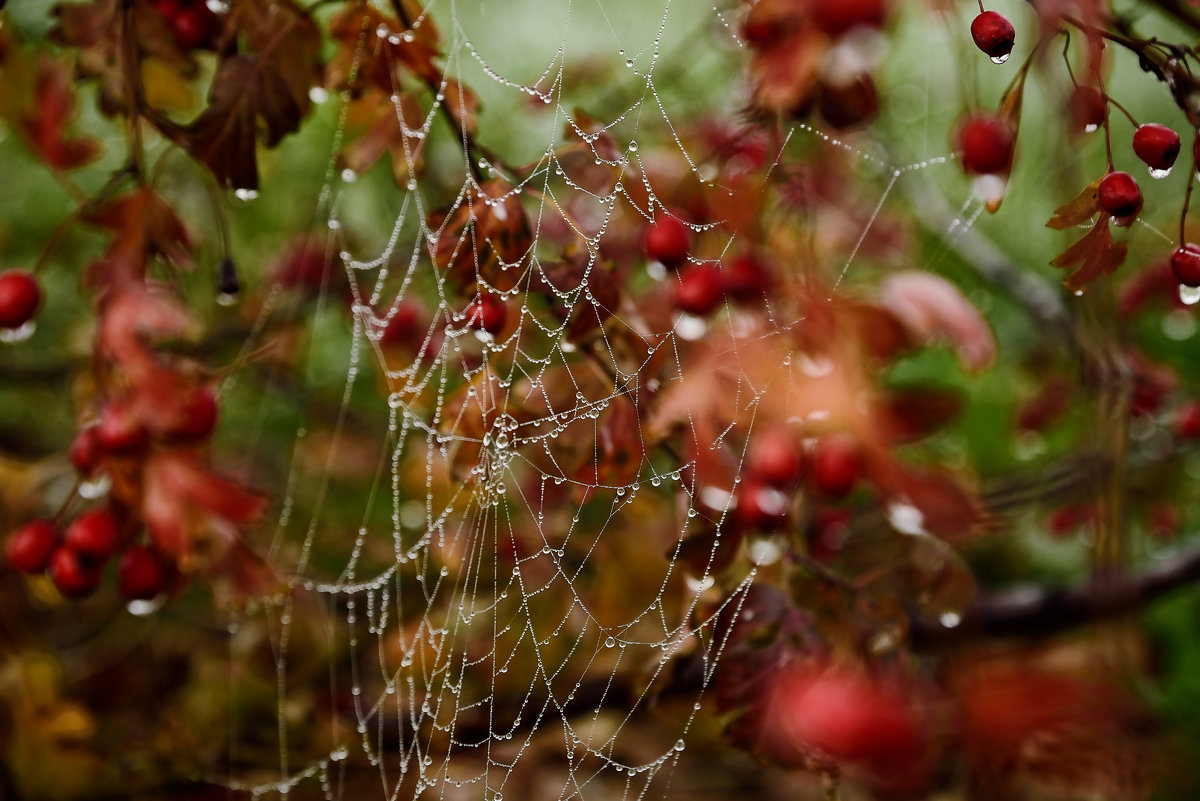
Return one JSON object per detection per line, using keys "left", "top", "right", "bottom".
{"left": 1132, "top": 123, "right": 1181, "bottom": 172}
{"left": 64, "top": 509, "right": 119, "bottom": 563}
{"left": 118, "top": 546, "right": 168, "bottom": 601}
{"left": 738, "top": 480, "right": 791, "bottom": 531}
{"left": 955, "top": 114, "right": 1014, "bottom": 175}
{"left": 644, "top": 215, "right": 691, "bottom": 269}
{"left": 69, "top": 424, "right": 103, "bottom": 476}
{"left": 96, "top": 402, "right": 148, "bottom": 454}
{"left": 0, "top": 269, "right": 41, "bottom": 330}
{"left": 676, "top": 265, "right": 725, "bottom": 316}
{"left": 6, "top": 520, "right": 59, "bottom": 574}
{"left": 1097, "top": 171, "right": 1142, "bottom": 222}
{"left": 970, "top": 11, "right": 1015, "bottom": 61}
{"left": 1171, "top": 244, "right": 1200, "bottom": 287}
{"left": 1069, "top": 85, "right": 1106, "bottom": 134}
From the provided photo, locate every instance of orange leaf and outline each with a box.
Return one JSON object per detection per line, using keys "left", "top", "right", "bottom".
{"left": 1050, "top": 215, "right": 1128, "bottom": 292}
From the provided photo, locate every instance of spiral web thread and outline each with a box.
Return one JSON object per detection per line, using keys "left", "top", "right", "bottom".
{"left": 216, "top": 2, "right": 1008, "bottom": 799}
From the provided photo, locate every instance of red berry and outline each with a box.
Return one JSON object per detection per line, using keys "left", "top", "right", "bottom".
{"left": 0, "top": 269, "right": 41, "bottom": 329}
{"left": 1069, "top": 85, "right": 1106, "bottom": 134}
{"left": 954, "top": 114, "right": 1015, "bottom": 175}
{"left": 810, "top": 0, "right": 886, "bottom": 37}
{"left": 161, "top": 386, "right": 218, "bottom": 442}
{"left": 465, "top": 294, "right": 506, "bottom": 335}
{"left": 1097, "top": 171, "right": 1142, "bottom": 223}
{"left": 970, "top": 11, "right": 1015, "bottom": 62}
{"left": 1175, "top": 399, "right": 1200, "bottom": 439}
{"left": 69, "top": 424, "right": 104, "bottom": 476}
{"left": 643, "top": 215, "right": 691, "bottom": 270}
{"left": 817, "top": 73, "right": 879, "bottom": 130}
{"left": 49, "top": 547, "right": 102, "bottom": 598}
{"left": 806, "top": 507, "right": 851, "bottom": 561}
{"left": 6, "top": 520, "right": 59, "bottom": 574}
{"left": 117, "top": 546, "right": 168, "bottom": 601}
{"left": 96, "top": 402, "right": 148, "bottom": 453}
{"left": 170, "top": 5, "right": 215, "bottom": 50}
{"left": 737, "top": 481, "right": 791, "bottom": 531}
{"left": 63, "top": 509, "right": 119, "bottom": 563}
{"left": 747, "top": 431, "right": 803, "bottom": 487}
{"left": 724, "top": 253, "right": 772, "bottom": 302}
{"left": 1132, "top": 123, "right": 1181, "bottom": 173}
{"left": 675, "top": 265, "right": 725, "bottom": 316}
{"left": 380, "top": 301, "right": 421, "bottom": 345}
{"left": 811, "top": 434, "right": 858, "bottom": 499}
{"left": 1171, "top": 244, "right": 1200, "bottom": 287}
{"left": 1045, "top": 505, "right": 1082, "bottom": 538}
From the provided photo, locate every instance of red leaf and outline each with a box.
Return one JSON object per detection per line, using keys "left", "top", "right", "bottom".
{"left": 18, "top": 55, "right": 102, "bottom": 171}
{"left": 878, "top": 271, "right": 996, "bottom": 371}
{"left": 1046, "top": 175, "right": 1103, "bottom": 230}
{"left": 1049, "top": 215, "right": 1128, "bottom": 292}
{"left": 84, "top": 189, "right": 192, "bottom": 287}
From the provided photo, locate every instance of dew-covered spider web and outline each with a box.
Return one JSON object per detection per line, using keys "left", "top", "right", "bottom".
{"left": 207, "top": 1, "right": 1168, "bottom": 799}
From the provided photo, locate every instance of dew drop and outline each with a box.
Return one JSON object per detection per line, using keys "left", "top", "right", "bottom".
{"left": 939, "top": 611, "right": 962, "bottom": 628}
{"left": 674, "top": 739, "right": 686, "bottom": 752}
{"left": 989, "top": 53, "right": 1010, "bottom": 64}
{"left": 1150, "top": 166, "right": 1172, "bottom": 179}
{"left": 1180, "top": 284, "right": 1200, "bottom": 305}
{"left": 341, "top": 168, "right": 358, "bottom": 183}
{"left": 1084, "top": 123, "right": 1100, "bottom": 134}
{"left": 205, "top": 0, "right": 229, "bottom": 12}
{"left": 309, "top": 86, "right": 329, "bottom": 104}
{"left": 233, "top": 188, "right": 258, "bottom": 201}
{"left": 625, "top": 59, "right": 634, "bottom": 68}
{"left": 605, "top": 636, "right": 616, "bottom": 648}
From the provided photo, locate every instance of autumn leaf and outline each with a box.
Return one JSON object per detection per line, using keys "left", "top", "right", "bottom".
{"left": 1046, "top": 175, "right": 1103, "bottom": 229}
{"left": 431, "top": 179, "right": 532, "bottom": 287}
{"left": 82, "top": 188, "right": 191, "bottom": 287}
{"left": 878, "top": 271, "right": 996, "bottom": 372}
{"left": 1050, "top": 215, "right": 1128, "bottom": 292}
{"left": 18, "top": 55, "right": 102, "bottom": 170}
{"left": 339, "top": 90, "right": 426, "bottom": 184}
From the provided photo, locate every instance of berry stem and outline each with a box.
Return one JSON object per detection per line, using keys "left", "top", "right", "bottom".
{"left": 1180, "top": 130, "right": 1198, "bottom": 243}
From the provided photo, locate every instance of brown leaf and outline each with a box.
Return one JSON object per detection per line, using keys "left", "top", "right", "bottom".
{"left": 1046, "top": 175, "right": 1103, "bottom": 229}
{"left": 443, "top": 78, "right": 480, "bottom": 136}
{"left": 339, "top": 90, "right": 425, "bottom": 183}
{"left": 83, "top": 188, "right": 191, "bottom": 287}
{"left": 1050, "top": 215, "right": 1128, "bottom": 292}
{"left": 18, "top": 55, "right": 102, "bottom": 170}
{"left": 430, "top": 179, "right": 532, "bottom": 287}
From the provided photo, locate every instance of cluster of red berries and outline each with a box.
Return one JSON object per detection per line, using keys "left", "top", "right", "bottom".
{"left": 736, "top": 431, "right": 861, "bottom": 532}
{"left": 675, "top": 254, "right": 773, "bottom": 315}
{"left": 6, "top": 511, "right": 169, "bottom": 601}
{"left": 72, "top": 384, "right": 220, "bottom": 466}
{"left": 0, "top": 269, "right": 41, "bottom": 330}
{"left": 149, "top": 0, "right": 220, "bottom": 51}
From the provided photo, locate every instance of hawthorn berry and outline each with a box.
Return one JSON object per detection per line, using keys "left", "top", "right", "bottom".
{"left": 64, "top": 509, "right": 119, "bottom": 563}
{"left": 1175, "top": 399, "right": 1200, "bottom": 439}
{"left": 675, "top": 265, "right": 725, "bottom": 316}
{"left": 465, "top": 294, "right": 506, "bottom": 335}
{"left": 954, "top": 114, "right": 1014, "bottom": 175}
{"left": 118, "top": 546, "right": 168, "bottom": 601}
{"left": 379, "top": 301, "right": 421, "bottom": 345}
{"left": 69, "top": 424, "right": 104, "bottom": 476}
{"left": 1069, "top": 85, "right": 1106, "bottom": 134}
{"left": 0, "top": 269, "right": 41, "bottom": 329}
{"left": 970, "top": 11, "right": 1015, "bottom": 63}
{"left": 6, "top": 519, "right": 59, "bottom": 574}
{"left": 810, "top": 434, "right": 859, "bottom": 499}
{"left": 1097, "top": 171, "right": 1142, "bottom": 223}
{"left": 1171, "top": 244, "right": 1200, "bottom": 287}
{"left": 737, "top": 481, "right": 791, "bottom": 531}
{"left": 747, "top": 432, "right": 803, "bottom": 487}
{"left": 643, "top": 215, "right": 691, "bottom": 270}
{"left": 161, "top": 386, "right": 219, "bottom": 442}
{"left": 724, "top": 253, "right": 772, "bottom": 301}
{"left": 48, "top": 547, "right": 102, "bottom": 598}
{"left": 817, "top": 74, "right": 879, "bottom": 130}
{"left": 1132, "top": 123, "right": 1181, "bottom": 174}
{"left": 96, "top": 402, "right": 149, "bottom": 453}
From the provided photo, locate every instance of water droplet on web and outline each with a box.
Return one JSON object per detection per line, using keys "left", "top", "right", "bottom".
{"left": 341, "top": 168, "right": 358, "bottom": 183}
{"left": 1180, "top": 284, "right": 1200, "bottom": 305}
{"left": 674, "top": 739, "right": 686, "bottom": 751}
{"left": 989, "top": 53, "right": 1010, "bottom": 65}
{"left": 376, "top": 24, "right": 390, "bottom": 38}
{"left": 628, "top": 141, "right": 638, "bottom": 152}
{"left": 407, "top": 179, "right": 418, "bottom": 191}
{"left": 625, "top": 59, "right": 634, "bottom": 68}
{"left": 234, "top": 188, "right": 258, "bottom": 201}
{"left": 1149, "top": 166, "right": 1172, "bottom": 179}
{"left": 939, "top": 611, "right": 962, "bottom": 628}
{"left": 403, "top": 31, "right": 415, "bottom": 42}
{"left": 308, "top": 86, "right": 329, "bottom": 104}
{"left": 605, "top": 636, "right": 617, "bottom": 648}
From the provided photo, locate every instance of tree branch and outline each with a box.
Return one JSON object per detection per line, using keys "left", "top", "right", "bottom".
{"left": 911, "top": 536, "right": 1200, "bottom": 648}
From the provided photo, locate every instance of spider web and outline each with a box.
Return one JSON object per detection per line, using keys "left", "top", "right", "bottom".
{"left": 210, "top": 2, "right": 1051, "bottom": 799}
